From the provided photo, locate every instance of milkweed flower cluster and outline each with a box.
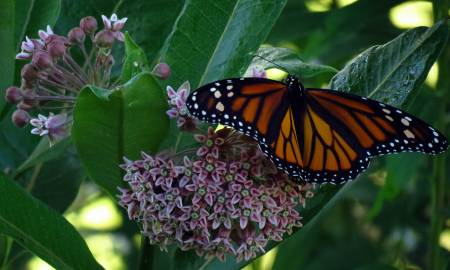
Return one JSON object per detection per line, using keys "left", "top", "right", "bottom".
{"left": 118, "top": 80, "right": 314, "bottom": 262}
{"left": 4, "top": 14, "right": 168, "bottom": 142}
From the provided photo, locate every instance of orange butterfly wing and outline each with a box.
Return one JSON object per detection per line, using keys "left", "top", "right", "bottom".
{"left": 187, "top": 78, "right": 289, "bottom": 143}
{"left": 187, "top": 78, "right": 448, "bottom": 184}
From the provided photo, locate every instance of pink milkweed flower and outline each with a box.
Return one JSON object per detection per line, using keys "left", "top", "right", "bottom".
{"left": 30, "top": 113, "right": 69, "bottom": 142}
{"left": 101, "top": 13, "right": 127, "bottom": 41}
{"left": 165, "top": 81, "right": 198, "bottom": 131}
{"left": 118, "top": 128, "right": 315, "bottom": 262}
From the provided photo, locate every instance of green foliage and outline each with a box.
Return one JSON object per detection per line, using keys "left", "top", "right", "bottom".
{"left": 72, "top": 73, "right": 169, "bottom": 196}
{"left": 0, "top": 174, "right": 103, "bottom": 270}
{"left": 120, "top": 33, "right": 151, "bottom": 83}
{"left": 331, "top": 22, "right": 449, "bottom": 107}
{"left": 160, "top": 0, "right": 288, "bottom": 88}
{"left": 251, "top": 47, "right": 338, "bottom": 78}
{"left": 0, "top": 0, "right": 449, "bottom": 269}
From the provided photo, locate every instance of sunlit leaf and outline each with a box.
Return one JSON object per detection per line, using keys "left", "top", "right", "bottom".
{"left": 331, "top": 22, "right": 449, "bottom": 107}
{"left": 250, "top": 47, "right": 338, "bottom": 78}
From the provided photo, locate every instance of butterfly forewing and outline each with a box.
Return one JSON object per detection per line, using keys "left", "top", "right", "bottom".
{"left": 186, "top": 78, "right": 289, "bottom": 143}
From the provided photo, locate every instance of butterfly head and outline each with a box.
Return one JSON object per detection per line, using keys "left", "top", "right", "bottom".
{"left": 285, "top": 74, "right": 305, "bottom": 94}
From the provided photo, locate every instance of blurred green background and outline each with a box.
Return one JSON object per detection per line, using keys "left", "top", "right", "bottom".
{"left": 3, "top": 0, "right": 449, "bottom": 269}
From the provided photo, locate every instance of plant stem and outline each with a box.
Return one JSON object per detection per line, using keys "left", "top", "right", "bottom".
{"left": 138, "top": 236, "right": 153, "bottom": 270}
{"left": 428, "top": 2, "right": 449, "bottom": 269}
{"left": 1, "top": 237, "right": 13, "bottom": 269}
{"left": 26, "top": 163, "right": 43, "bottom": 192}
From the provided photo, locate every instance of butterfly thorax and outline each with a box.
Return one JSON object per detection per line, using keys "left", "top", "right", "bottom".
{"left": 286, "top": 75, "right": 305, "bottom": 96}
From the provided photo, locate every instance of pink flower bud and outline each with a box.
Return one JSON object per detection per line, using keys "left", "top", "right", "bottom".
{"left": 21, "top": 64, "right": 38, "bottom": 82}
{"left": 80, "top": 16, "right": 98, "bottom": 34}
{"left": 5, "top": 86, "right": 23, "bottom": 104}
{"left": 12, "top": 109, "right": 30, "bottom": 128}
{"left": 68, "top": 27, "right": 86, "bottom": 44}
{"left": 152, "top": 63, "right": 171, "bottom": 80}
{"left": 32, "top": 51, "right": 52, "bottom": 69}
{"left": 94, "top": 30, "right": 115, "bottom": 48}
{"left": 47, "top": 37, "right": 67, "bottom": 58}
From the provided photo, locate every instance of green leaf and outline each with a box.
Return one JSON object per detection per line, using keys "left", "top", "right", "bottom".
{"left": 250, "top": 47, "right": 338, "bottom": 78}
{"left": 0, "top": 174, "right": 103, "bottom": 269}
{"left": 0, "top": 111, "right": 40, "bottom": 171}
{"left": 27, "top": 146, "right": 84, "bottom": 213}
{"left": 159, "top": 0, "right": 288, "bottom": 88}
{"left": 120, "top": 33, "right": 150, "bottom": 83}
{"left": 14, "top": 137, "right": 71, "bottom": 176}
{"left": 0, "top": 0, "right": 15, "bottom": 114}
{"left": 330, "top": 22, "right": 449, "bottom": 107}
{"left": 14, "top": 0, "right": 61, "bottom": 45}
{"left": 72, "top": 72, "right": 169, "bottom": 196}
{"left": 54, "top": 0, "right": 183, "bottom": 63}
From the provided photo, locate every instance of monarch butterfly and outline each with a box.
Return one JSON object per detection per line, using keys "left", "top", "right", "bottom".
{"left": 186, "top": 74, "right": 448, "bottom": 184}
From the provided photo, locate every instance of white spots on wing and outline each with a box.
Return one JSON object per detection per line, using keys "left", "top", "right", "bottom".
{"left": 389, "top": 142, "right": 395, "bottom": 147}
{"left": 227, "top": 92, "right": 234, "bottom": 97}
{"left": 224, "top": 114, "right": 229, "bottom": 119}
{"left": 382, "top": 108, "right": 391, "bottom": 114}
{"left": 226, "top": 85, "right": 233, "bottom": 90}
{"left": 215, "top": 82, "right": 220, "bottom": 86}
{"left": 216, "top": 102, "right": 224, "bottom": 112}
{"left": 194, "top": 103, "right": 199, "bottom": 109}
{"left": 428, "top": 143, "right": 433, "bottom": 148}
{"left": 214, "top": 90, "right": 221, "bottom": 98}
{"left": 191, "top": 95, "right": 196, "bottom": 101}
{"left": 201, "top": 110, "right": 207, "bottom": 116}
{"left": 226, "top": 80, "right": 232, "bottom": 83}
{"left": 385, "top": 115, "right": 394, "bottom": 121}
{"left": 404, "top": 129, "right": 415, "bottom": 138}
{"left": 209, "top": 87, "right": 216, "bottom": 92}
{"left": 401, "top": 118, "right": 410, "bottom": 126}
{"left": 434, "top": 137, "right": 439, "bottom": 143}
{"left": 433, "top": 131, "right": 439, "bottom": 137}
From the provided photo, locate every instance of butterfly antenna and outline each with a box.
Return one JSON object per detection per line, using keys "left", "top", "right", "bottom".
{"left": 252, "top": 54, "right": 287, "bottom": 72}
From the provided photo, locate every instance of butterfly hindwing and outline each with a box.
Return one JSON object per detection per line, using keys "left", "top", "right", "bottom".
{"left": 307, "top": 89, "right": 448, "bottom": 156}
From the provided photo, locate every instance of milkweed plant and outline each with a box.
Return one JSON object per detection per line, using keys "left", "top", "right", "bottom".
{"left": 0, "top": 2, "right": 448, "bottom": 270}
{"left": 4, "top": 13, "right": 314, "bottom": 264}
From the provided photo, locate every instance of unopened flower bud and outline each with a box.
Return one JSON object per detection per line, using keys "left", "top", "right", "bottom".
{"left": 47, "top": 37, "right": 67, "bottom": 58}
{"left": 80, "top": 16, "right": 98, "bottom": 34}
{"left": 32, "top": 51, "right": 52, "bottom": 69}
{"left": 12, "top": 109, "right": 30, "bottom": 128}
{"left": 152, "top": 63, "right": 171, "bottom": 80}
{"left": 68, "top": 27, "right": 86, "bottom": 44}
{"left": 21, "top": 64, "right": 38, "bottom": 82}
{"left": 94, "top": 30, "right": 115, "bottom": 48}
{"left": 5, "top": 86, "right": 23, "bottom": 104}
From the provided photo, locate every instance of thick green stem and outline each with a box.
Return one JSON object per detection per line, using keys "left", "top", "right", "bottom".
{"left": 138, "top": 236, "right": 153, "bottom": 270}
{"left": 428, "top": 2, "right": 449, "bottom": 268}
